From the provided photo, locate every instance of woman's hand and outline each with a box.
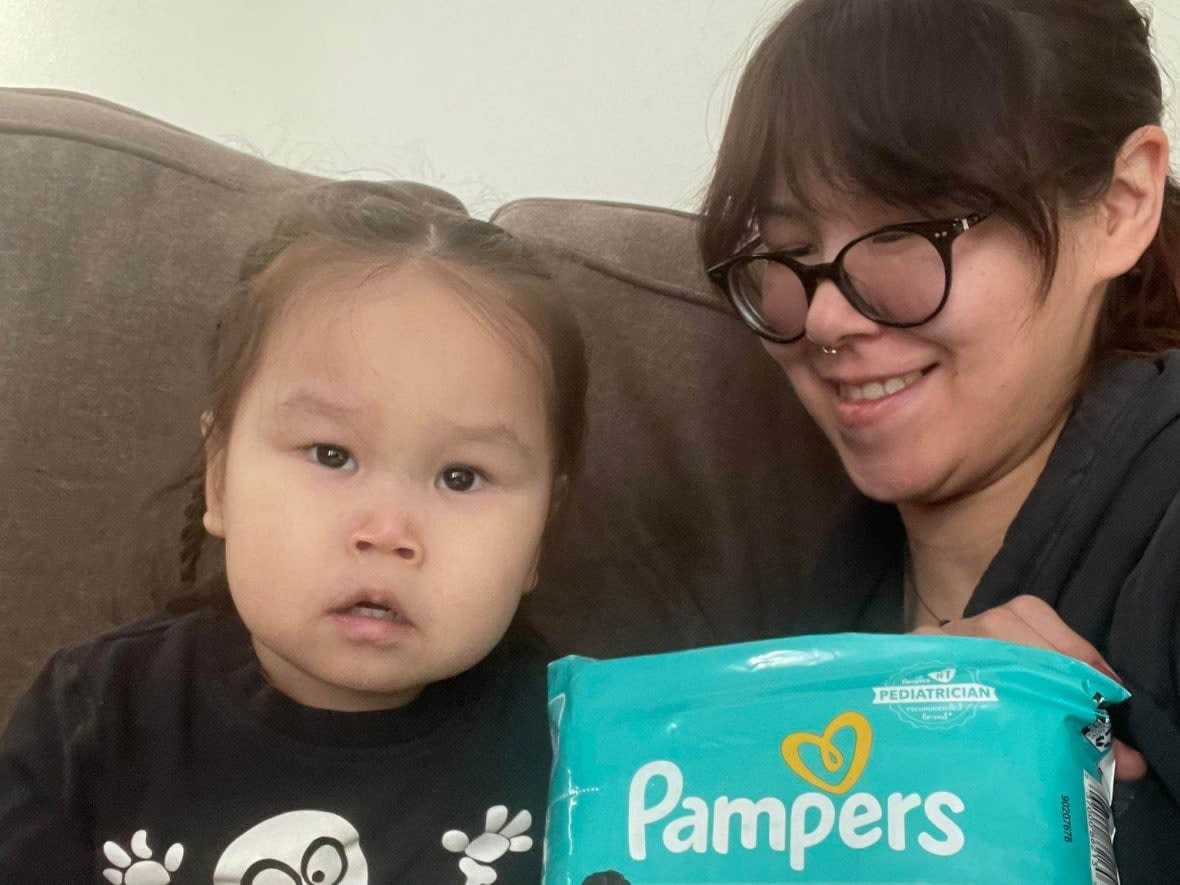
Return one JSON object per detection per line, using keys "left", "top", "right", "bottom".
{"left": 912, "top": 594, "right": 1148, "bottom": 781}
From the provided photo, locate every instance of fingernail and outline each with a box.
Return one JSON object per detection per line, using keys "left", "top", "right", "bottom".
{"left": 1094, "top": 660, "right": 1122, "bottom": 683}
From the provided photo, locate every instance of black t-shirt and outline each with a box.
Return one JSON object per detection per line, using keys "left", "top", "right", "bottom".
{"left": 0, "top": 609, "right": 552, "bottom": 883}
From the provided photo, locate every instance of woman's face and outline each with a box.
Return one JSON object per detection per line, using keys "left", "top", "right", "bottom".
{"left": 758, "top": 189, "right": 1109, "bottom": 507}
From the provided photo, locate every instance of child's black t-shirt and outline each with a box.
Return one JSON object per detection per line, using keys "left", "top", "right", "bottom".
{"left": 0, "top": 608, "right": 552, "bottom": 884}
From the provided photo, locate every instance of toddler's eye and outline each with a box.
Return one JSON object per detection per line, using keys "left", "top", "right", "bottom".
{"left": 308, "top": 444, "right": 355, "bottom": 471}
{"left": 437, "top": 466, "right": 484, "bottom": 492}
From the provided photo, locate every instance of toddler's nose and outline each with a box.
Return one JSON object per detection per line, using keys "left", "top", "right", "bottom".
{"left": 350, "top": 508, "right": 422, "bottom": 563}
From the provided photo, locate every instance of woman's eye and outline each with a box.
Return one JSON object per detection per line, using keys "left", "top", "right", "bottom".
{"left": 437, "top": 465, "right": 484, "bottom": 492}
{"left": 774, "top": 243, "right": 817, "bottom": 260}
{"left": 868, "top": 230, "right": 910, "bottom": 245}
{"left": 308, "top": 444, "right": 355, "bottom": 471}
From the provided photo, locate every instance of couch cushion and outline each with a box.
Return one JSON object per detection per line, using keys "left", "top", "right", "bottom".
{"left": 0, "top": 89, "right": 322, "bottom": 722}
{"left": 492, "top": 198, "right": 848, "bottom": 656}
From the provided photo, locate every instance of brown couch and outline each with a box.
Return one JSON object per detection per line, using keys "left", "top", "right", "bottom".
{"left": 0, "top": 87, "right": 849, "bottom": 724}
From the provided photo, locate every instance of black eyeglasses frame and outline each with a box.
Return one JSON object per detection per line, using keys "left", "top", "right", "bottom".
{"left": 706, "top": 211, "right": 992, "bottom": 344}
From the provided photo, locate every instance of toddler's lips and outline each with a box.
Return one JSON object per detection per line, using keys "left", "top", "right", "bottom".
{"left": 341, "top": 601, "right": 408, "bottom": 624}
{"left": 327, "top": 591, "right": 415, "bottom": 642}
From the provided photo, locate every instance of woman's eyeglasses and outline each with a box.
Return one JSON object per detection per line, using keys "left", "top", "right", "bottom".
{"left": 707, "top": 211, "right": 992, "bottom": 343}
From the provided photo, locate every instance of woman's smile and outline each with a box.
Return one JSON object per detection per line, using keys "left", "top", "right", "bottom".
{"left": 837, "top": 368, "right": 926, "bottom": 403}
{"left": 815, "top": 361, "right": 937, "bottom": 431}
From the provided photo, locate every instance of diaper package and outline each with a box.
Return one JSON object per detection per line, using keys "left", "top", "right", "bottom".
{"left": 545, "top": 633, "right": 1127, "bottom": 885}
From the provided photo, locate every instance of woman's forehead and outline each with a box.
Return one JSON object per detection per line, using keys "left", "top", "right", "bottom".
{"left": 756, "top": 185, "right": 905, "bottom": 231}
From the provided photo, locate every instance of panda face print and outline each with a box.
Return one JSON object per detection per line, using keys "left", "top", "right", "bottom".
{"left": 213, "top": 811, "right": 368, "bottom": 885}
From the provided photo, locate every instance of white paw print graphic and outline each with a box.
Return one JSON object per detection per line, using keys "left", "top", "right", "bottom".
{"left": 441, "top": 805, "right": 533, "bottom": 884}
{"left": 102, "top": 829, "right": 183, "bottom": 885}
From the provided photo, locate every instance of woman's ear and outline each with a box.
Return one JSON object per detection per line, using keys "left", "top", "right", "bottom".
{"left": 201, "top": 412, "right": 226, "bottom": 539}
{"left": 1094, "top": 124, "right": 1170, "bottom": 279}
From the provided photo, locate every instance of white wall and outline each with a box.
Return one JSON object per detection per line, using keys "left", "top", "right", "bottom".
{"left": 2, "top": 0, "right": 1177, "bottom": 217}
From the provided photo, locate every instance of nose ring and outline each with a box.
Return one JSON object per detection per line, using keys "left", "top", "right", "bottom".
{"left": 806, "top": 335, "right": 839, "bottom": 356}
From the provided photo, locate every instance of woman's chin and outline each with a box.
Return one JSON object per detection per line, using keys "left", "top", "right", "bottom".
{"left": 842, "top": 459, "right": 942, "bottom": 506}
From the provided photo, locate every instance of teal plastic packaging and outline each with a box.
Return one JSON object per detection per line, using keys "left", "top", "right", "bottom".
{"left": 545, "top": 633, "right": 1126, "bottom": 884}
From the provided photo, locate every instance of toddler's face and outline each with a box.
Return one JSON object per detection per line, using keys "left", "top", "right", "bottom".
{"left": 203, "top": 263, "right": 555, "bottom": 711}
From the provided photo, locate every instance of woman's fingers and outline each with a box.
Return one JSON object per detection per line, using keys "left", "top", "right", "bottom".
{"left": 911, "top": 595, "right": 1146, "bottom": 781}
{"left": 1114, "top": 740, "right": 1149, "bottom": 780}
{"left": 919, "top": 595, "right": 1112, "bottom": 674}
{"left": 998, "top": 596, "right": 1117, "bottom": 679}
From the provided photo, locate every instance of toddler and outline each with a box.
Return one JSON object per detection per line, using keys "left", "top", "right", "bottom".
{"left": 0, "top": 181, "right": 587, "bottom": 884}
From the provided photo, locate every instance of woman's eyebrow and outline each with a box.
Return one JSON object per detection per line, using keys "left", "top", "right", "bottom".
{"left": 755, "top": 204, "right": 811, "bottom": 232}
{"left": 756, "top": 200, "right": 810, "bottom": 222}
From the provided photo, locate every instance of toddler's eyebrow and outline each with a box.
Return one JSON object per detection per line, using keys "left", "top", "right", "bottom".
{"left": 439, "top": 420, "right": 535, "bottom": 459}
{"left": 276, "top": 389, "right": 366, "bottom": 422}
{"left": 276, "top": 390, "right": 536, "bottom": 458}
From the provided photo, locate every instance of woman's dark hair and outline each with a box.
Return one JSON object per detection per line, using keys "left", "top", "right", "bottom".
{"left": 700, "top": 0, "right": 1180, "bottom": 363}
{"left": 163, "top": 180, "right": 587, "bottom": 611}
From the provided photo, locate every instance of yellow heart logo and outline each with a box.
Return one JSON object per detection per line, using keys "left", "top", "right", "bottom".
{"left": 781, "top": 711, "right": 873, "bottom": 795}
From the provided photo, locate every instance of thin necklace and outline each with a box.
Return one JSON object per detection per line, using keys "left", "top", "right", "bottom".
{"left": 904, "top": 549, "right": 950, "bottom": 627}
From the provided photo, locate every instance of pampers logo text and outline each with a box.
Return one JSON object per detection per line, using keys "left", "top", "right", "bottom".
{"left": 627, "top": 712, "right": 965, "bottom": 872}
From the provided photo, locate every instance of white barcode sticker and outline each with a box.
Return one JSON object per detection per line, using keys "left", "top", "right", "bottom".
{"left": 1083, "top": 769, "right": 1119, "bottom": 885}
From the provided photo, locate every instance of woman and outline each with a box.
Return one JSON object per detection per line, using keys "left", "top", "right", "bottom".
{"left": 700, "top": 0, "right": 1180, "bottom": 880}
